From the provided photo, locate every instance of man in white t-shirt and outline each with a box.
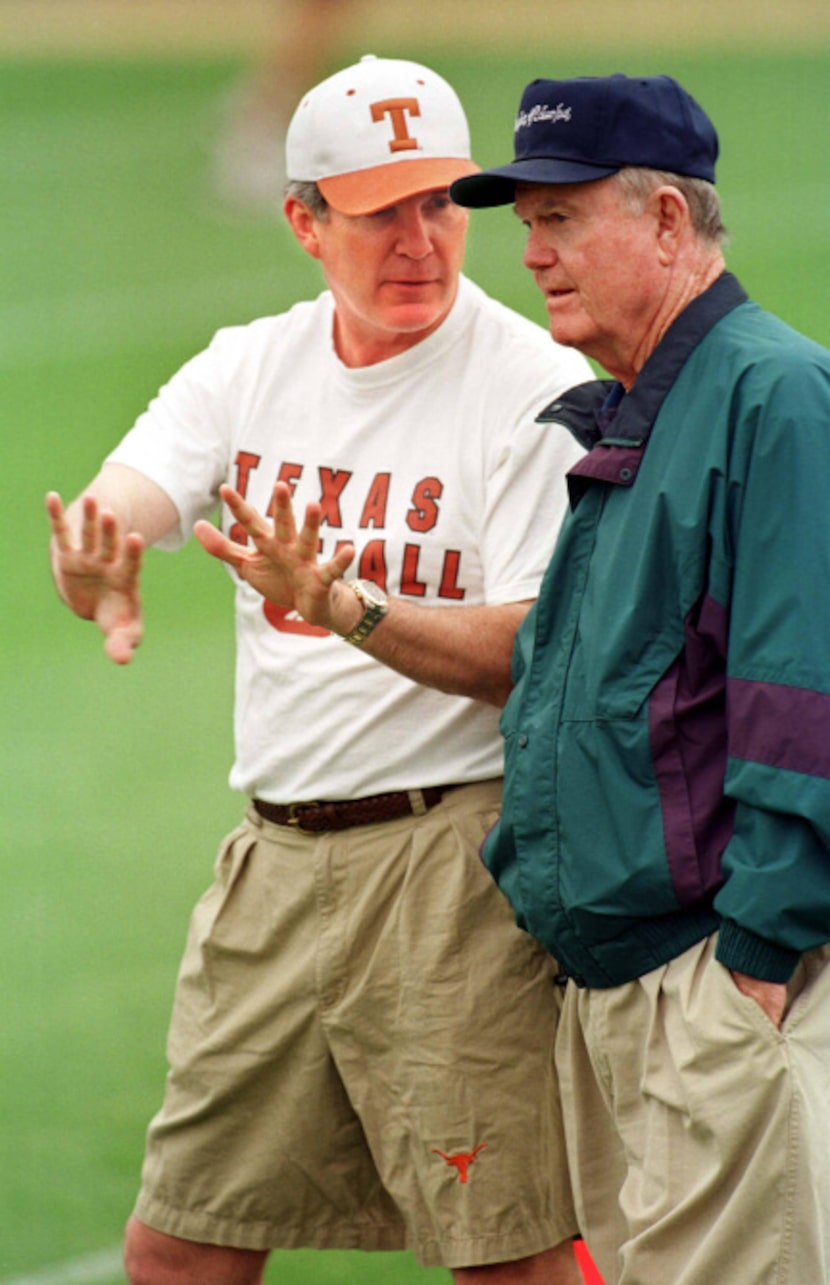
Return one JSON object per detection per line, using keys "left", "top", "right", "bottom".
{"left": 46, "top": 56, "right": 591, "bottom": 1285}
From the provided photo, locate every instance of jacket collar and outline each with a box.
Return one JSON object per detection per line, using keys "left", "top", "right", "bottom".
{"left": 535, "top": 272, "right": 750, "bottom": 505}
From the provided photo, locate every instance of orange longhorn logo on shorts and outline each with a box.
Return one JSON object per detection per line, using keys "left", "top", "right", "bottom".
{"left": 432, "top": 1142, "right": 488, "bottom": 1183}
{"left": 370, "top": 98, "right": 421, "bottom": 153}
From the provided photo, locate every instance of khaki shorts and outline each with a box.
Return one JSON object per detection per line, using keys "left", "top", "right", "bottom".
{"left": 557, "top": 934, "right": 830, "bottom": 1284}
{"left": 134, "top": 780, "right": 576, "bottom": 1269}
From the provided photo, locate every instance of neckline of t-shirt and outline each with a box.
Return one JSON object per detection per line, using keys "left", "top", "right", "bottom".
{"left": 328, "top": 275, "right": 474, "bottom": 391}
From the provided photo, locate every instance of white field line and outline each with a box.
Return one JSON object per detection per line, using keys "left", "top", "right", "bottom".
{"left": 0, "top": 1246, "right": 124, "bottom": 1285}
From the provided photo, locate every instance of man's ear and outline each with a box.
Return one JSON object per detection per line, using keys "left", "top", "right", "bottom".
{"left": 284, "top": 195, "right": 323, "bottom": 260}
{"left": 650, "top": 185, "right": 689, "bottom": 265}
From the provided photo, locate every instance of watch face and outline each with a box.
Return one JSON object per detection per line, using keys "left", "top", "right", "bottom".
{"left": 354, "top": 579, "right": 388, "bottom": 609}
{"left": 344, "top": 579, "right": 389, "bottom": 646}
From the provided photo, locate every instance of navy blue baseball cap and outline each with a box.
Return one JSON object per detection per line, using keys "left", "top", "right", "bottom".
{"left": 451, "top": 73, "right": 719, "bottom": 207}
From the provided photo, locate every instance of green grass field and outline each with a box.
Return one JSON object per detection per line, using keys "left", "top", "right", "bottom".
{"left": 3, "top": 31, "right": 830, "bottom": 1284}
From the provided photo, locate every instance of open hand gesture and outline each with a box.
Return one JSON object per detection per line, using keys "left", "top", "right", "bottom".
{"left": 45, "top": 491, "right": 144, "bottom": 665}
{"left": 194, "top": 482, "right": 356, "bottom": 631}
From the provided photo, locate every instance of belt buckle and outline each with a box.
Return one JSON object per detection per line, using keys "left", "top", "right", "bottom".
{"left": 287, "top": 801, "right": 321, "bottom": 834}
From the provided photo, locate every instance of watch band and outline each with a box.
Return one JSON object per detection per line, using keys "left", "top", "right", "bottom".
{"left": 343, "top": 579, "right": 389, "bottom": 647}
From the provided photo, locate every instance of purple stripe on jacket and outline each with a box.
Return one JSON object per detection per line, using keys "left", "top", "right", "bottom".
{"left": 649, "top": 595, "right": 735, "bottom": 905}
{"left": 568, "top": 443, "right": 644, "bottom": 493}
{"left": 729, "top": 678, "right": 830, "bottom": 779}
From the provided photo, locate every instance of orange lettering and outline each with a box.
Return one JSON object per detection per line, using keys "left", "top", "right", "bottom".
{"left": 357, "top": 539, "right": 388, "bottom": 591}
{"left": 318, "top": 468, "right": 352, "bottom": 527}
{"left": 360, "top": 473, "right": 391, "bottom": 528}
{"left": 400, "top": 543, "right": 427, "bottom": 596}
{"left": 370, "top": 97, "right": 421, "bottom": 153}
{"left": 438, "top": 549, "right": 466, "bottom": 600}
{"left": 407, "top": 477, "right": 443, "bottom": 533}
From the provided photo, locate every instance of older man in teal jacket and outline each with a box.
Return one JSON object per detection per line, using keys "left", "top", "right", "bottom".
{"left": 452, "top": 74, "right": 830, "bottom": 1284}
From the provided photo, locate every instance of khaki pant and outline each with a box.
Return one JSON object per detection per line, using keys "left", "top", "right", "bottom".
{"left": 135, "top": 781, "right": 576, "bottom": 1268}
{"left": 557, "top": 935, "right": 830, "bottom": 1284}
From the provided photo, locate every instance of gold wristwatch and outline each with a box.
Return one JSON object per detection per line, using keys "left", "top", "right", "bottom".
{"left": 343, "top": 579, "right": 389, "bottom": 646}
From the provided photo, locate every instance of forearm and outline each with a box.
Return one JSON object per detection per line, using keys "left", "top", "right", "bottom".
{"left": 330, "top": 586, "right": 529, "bottom": 707}
{"left": 59, "top": 463, "right": 180, "bottom": 546}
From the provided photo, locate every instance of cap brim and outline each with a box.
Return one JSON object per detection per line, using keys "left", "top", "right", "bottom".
{"left": 318, "top": 158, "right": 480, "bottom": 215}
{"left": 450, "top": 158, "right": 620, "bottom": 208}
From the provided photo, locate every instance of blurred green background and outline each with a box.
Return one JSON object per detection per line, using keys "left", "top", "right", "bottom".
{"left": 3, "top": 2, "right": 829, "bottom": 1280}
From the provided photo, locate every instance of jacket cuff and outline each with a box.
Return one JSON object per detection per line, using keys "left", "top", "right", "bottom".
{"left": 716, "top": 919, "right": 800, "bottom": 982}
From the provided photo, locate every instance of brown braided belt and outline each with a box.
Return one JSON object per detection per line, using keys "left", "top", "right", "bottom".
{"left": 253, "top": 785, "right": 456, "bottom": 834}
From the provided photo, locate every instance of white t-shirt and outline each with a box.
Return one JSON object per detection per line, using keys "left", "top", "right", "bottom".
{"left": 108, "top": 275, "right": 589, "bottom": 800}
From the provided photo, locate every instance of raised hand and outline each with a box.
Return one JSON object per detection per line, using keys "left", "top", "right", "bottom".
{"left": 45, "top": 491, "right": 145, "bottom": 665}
{"left": 194, "top": 482, "right": 356, "bottom": 631}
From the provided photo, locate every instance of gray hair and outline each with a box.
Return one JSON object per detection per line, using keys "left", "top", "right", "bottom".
{"left": 283, "top": 179, "right": 330, "bottom": 220}
{"left": 614, "top": 166, "right": 727, "bottom": 246}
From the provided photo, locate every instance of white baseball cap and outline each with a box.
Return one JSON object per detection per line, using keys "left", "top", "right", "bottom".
{"left": 285, "top": 54, "right": 480, "bottom": 215}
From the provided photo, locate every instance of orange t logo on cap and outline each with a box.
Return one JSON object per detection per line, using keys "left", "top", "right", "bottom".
{"left": 370, "top": 97, "right": 421, "bottom": 153}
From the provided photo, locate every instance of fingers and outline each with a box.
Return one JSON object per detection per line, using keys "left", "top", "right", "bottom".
{"left": 219, "top": 482, "right": 323, "bottom": 563}
{"left": 80, "top": 504, "right": 142, "bottom": 569}
{"left": 193, "top": 519, "right": 246, "bottom": 568}
{"left": 98, "top": 510, "right": 121, "bottom": 562}
{"left": 271, "top": 481, "right": 323, "bottom": 556}
{"left": 270, "top": 482, "right": 299, "bottom": 543}
{"left": 318, "top": 564, "right": 342, "bottom": 589}
{"left": 219, "top": 484, "right": 273, "bottom": 543}
{"left": 331, "top": 544, "right": 356, "bottom": 578}
{"left": 104, "top": 617, "right": 144, "bottom": 666}
{"left": 45, "top": 491, "right": 72, "bottom": 551}
{"left": 296, "top": 507, "right": 322, "bottom": 558}
{"left": 81, "top": 493, "right": 100, "bottom": 553}
{"left": 46, "top": 490, "right": 141, "bottom": 566}
{"left": 317, "top": 543, "right": 355, "bottom": 589}
{"left": 122, "top": 531, "right": 145, "bottom": 578}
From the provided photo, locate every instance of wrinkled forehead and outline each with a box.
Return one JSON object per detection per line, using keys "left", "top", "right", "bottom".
{"left": 513, "top": 176, "right": 618, "bottom": 218}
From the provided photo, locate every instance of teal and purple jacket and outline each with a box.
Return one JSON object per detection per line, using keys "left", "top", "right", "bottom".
{"left": 485, "top": 273, "right": 830, "bottom": 987}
